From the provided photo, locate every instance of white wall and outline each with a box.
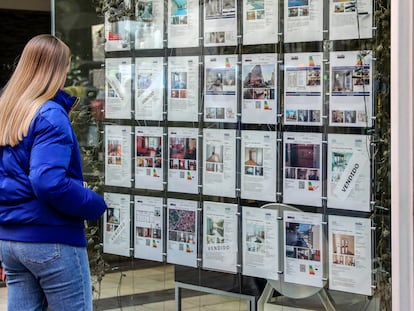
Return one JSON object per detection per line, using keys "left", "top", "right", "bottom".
{"left": 0, "top": 0, "right": 50, "bottom": 11}
{"left": 391, "top": 0, "right": 414, "bottom": 310}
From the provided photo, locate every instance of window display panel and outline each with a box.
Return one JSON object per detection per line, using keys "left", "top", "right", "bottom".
{"left": 135, "top": 0, "right": 164, "bottom": 49}
{"left": 327, "top": 134, "right": 371, "bottom": 211}
{"left": 284, "top": 210, "right": 323, "bottom": 287}
{"left": 204, "top": 55, "right": 238, "bottom": 123}
{"left": 328, "top": 215, "right": 373, "bottom": 296}
{"left": 241, "top": 130, "right": 277, "bottom": 202}
{"left": 202, "top": 201, "right": 238, "bottom": 273}
{"left": 54, "top": 0, "right": 390, "bottom": 308}
{"left": 329, "top": 0, "right": 373, "bottom": 40}
{"left": 167, "top": 127, "right": 199, "bottom": 194}
{"left": 242, "top": 206, "right": 279, "bottom": 280}
{"left": 167, "top": 56, "right": 199, "bottom": 122}
{"left": 204, "top": 0, "right": 238, "bottom": 46}
{"left": 135, "top": 57, "right": 164, "bottom": 121}
{"left": 329, "top": 50, "right": 373, "bottom": 127}
{"left": 134, "top": 126, "right": 164, "bottom": 191}
{"left": 284, "top": 52, "right": 323, "bottom": 126}
{"left": 283, "top": 132, "right": 322, "bottom": 207}
{"left": 105, "top": 125, "right": 132, "bottom": 188}
{"left": 243, "top": 0, "right": 278, "bottom": 45}
{"left": 134, "top": 195, "right": 164, "bottom": 262}
{"left": 167, "top": 198, "right": 198, "bottom": 267}
{"left": 242, "top": 53, "right": 278, "bottom": 124}
{"left": 104, "top": 12, "right": 131, "bottom": 51}
{"left": 167, "top": 0, "right": 200, "bottom": 47}
{"left": 284, "top": 0, "right": 323, "bottom": 43}
{"left": 202, "top": 128, "right": 237, "bottom": 197}
{"left": 103, "top": 192, "right": 131, "bottom": 257}
{"left": 105, "top": 58, "right": 132, "bottom": 119}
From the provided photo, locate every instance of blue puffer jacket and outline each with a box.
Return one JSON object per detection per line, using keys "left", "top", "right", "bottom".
{"left": 0, "top": 90, "right": 107, "bottom": 247}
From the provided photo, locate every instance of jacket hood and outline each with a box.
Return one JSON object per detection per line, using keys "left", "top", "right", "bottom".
{"left": 52, "top": 89, "right": 78, "bottom": 113}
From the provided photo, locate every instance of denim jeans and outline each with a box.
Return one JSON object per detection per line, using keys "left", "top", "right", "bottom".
{"left": 0, "top": 240, "right": 92, "bottom": 311}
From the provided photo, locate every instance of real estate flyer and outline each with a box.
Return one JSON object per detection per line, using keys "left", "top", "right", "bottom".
{"left": 243, "top": 0, "right": 278, "bottom": 45}
{"left": 203, "top": 128, "right": 236, "bottom": 198}
{"left": 283, "top": 132, "right": 322, "bottom": 207}
{"left": 105, "top": 125, "right": 132, "bottom": 188}
{"left": 327, "top": 134, "right": 371, "bottom": 211}
{"left": 135, "top": 126, "right": 164, "bottom": 191}
{"left": 103, "top": 192, "right": 131, "bottom": 257}
{"left": 242, "top": 206, "right": 279, "bottom": 280}
{"left": 329, "top": 50, "right": 373, "bottom": 127}
{"left": 104, "top": 12, "right": 131, "bottom": 51}
{"left": 202, "top": 202, "right": 238, "bottom": 273}
{"left": 242, "top": 53, "right": 278, "bottom": 124}
{"left": 167, "top": 127, "right": 199, "bottom": 194}
{"left": 284, "top": 52, "right": 323, "bottom": 126}
{"left": 204, "top": 55, "right": 238, "bottom": 123}
{"left": 284, "top": 0, "right": 323, "bottom": 43}
{"left": 167, "top": 198, "right": 198, "bottom": 267}
{"left": 284, "top": 210, "right": 323, "bottom": 287}
{"left": 135, "top": 57, "right": 164, "bottom": 121}
{"left": 329, "top": 0, "right": 373, "bottom": 40}
{"left": 328, "top": 215, "right": 372, "bottom": 296}
{"left": 135, "top": 0, "right": 164, "bottom": 49}
{"left": 241, "top": 130, "right": 277, "bottom": 202}
{"left": 134, "top": 195, "right": 164, "bottom": 262}
{"left": 168, "top": 0, "right": 200, "bottom": 48}
{"left": 105, "top": 58, "right": 132, "bottom": 119}
{"left": 204, "top": 0, "right": 237, "bottom": 46}
{"left": 168, "top": 56, "right": 199, "bottom": 122}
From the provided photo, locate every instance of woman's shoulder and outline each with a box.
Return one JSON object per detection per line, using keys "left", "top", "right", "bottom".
{"left": 32, "top": 99, "right": 72, "bottom": 135}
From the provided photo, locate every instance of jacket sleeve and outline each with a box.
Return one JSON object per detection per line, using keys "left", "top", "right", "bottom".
{"left": 28, "top": 108, "right": 107, "bottom": 221}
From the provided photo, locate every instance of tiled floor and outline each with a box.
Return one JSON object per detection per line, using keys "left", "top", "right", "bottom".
{"left": 0, "top": 264, "right": 250, "bottom": 310}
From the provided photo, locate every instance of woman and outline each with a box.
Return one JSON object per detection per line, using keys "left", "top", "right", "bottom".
{"left": 0, "top": 35, "right": 107, "bottom": 310}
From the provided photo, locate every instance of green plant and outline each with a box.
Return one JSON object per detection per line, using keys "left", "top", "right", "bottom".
{"left": 372, "top": 1, "right": 391, "bottom": 310}
{"left": 92, "top": 0, "right": 135, "bottom": 22}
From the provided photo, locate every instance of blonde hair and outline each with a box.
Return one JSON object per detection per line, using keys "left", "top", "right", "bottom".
{"left": 0, "top": 34, "right": 70, "bottom": 147}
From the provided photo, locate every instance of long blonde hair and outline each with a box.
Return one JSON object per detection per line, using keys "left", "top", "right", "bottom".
{"left": 0, "top": 34, "right": 70, "bottom": 147}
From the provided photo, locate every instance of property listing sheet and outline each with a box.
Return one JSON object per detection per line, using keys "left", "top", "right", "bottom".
{"left": 328, "top": 134, "right": 371, "bottom": 211}
{"left": 284, "top": 52, "right": 323, "bottom": 126}
{"left": 243, "top": 0, "right": 278, "bottom": 45}
{"left": 242, "top": 53, "right": 278, "bottom": 124}
{"left": 135, "top": 0, "right": 164, "bottom": 49}
{"left": 283, "top": 132, "right": 322, "bottom": 207}
{"left": 202, "top": 128, "right": 236, "bottom": 198}
{"left": 242, "top": 206, "right": 279, "bottom": 280}
{"left": 329, "top": 215, "right": 372, "bottom": 295}
{"left": 105, "top": 125, "right": 132, "bottom": 187}
{"left": 134, "top": 195, "right": 164, "bottom": 262}
{"left": 105, "top": 58, "right": 132, "bottom": 119}
{"left": 168, "top": 56, "right": 199, "bottom": 122}
{"left": 241, "top": 130, "right": 277, "bottom": 202}
{"left": 103, "top": 192, "right": 131, "bottom": 257}
{"left": 329, "top": 50, "right": 373, "bottom": 127}
{"left": 202, "top": 202, "right": 238, "bottom": 273}
{"left": 204, "top": 0, "right": 237, "bottom": 46}
{"left": 167, "top": 199, "right": 198, "bottom": 267}
{"left": 204, "top": 55, "right": 238, "bottom": 123}
{"left": 284, "top": 0, "right": 323, "bottom": 43}
{"left": 168, "top": 127, "right": 199, "bottom": 194}
{"left": 135, "top": 127, "right": 164, "bottom": 191}
{"left": 284, "top": 210, "right": 323, "bottom": 287}
{"left": 168, "top": 0, "right": 200, "bottom": 47}
{"left": 104, "top": 13, "right": 131, "bottom": 51}
{"left": 329, "top": 0, "right": 373, "bottom": 40}
{"left": 135, "top": 57, "right": 164, "bottom": 121}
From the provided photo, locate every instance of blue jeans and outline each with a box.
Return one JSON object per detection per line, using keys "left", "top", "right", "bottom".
{"left": 0, "top": 240, "right": 92, "bottom": 311}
